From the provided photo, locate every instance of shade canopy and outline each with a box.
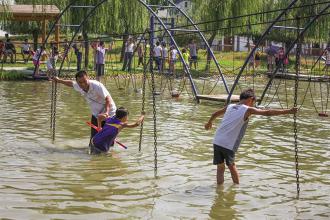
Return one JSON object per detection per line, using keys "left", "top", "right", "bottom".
{"left": 0, "top": 5, "right": 60, "bottom": 21}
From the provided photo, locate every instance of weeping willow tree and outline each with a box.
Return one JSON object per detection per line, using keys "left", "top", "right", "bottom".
{"left": 1, "top": 0, "right": 165, "bottom": 66}
{"left": 193, "top": 0, "right": 330, "bottom": 50}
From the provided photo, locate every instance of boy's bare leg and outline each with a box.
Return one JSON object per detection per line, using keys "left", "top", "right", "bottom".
{"left": 217, "top": 163, "right": 225, "bottom": 184}
{"left": 228, "top": 163, "right": 239, "bottom": 184}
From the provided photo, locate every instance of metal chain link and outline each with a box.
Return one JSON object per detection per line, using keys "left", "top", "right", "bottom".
{"left": 51, "top": 81, "right": 58, "bottom": 142}
{"left": 148, "top": 30, "right": 158, "bottom": 172}
{"left": 294, "top": 17, "right": 301, "bottom": 195}
{"left": 151, "top": 68, "right": 158, "bottom": 172}
{"left": 138, "top": 39, "right": 148, "bottom": 152}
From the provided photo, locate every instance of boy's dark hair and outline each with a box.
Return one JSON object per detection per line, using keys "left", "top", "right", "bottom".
{"left": 99, "top": 41, "right": 104, "bottom": 46}
{"left": 156, "top": 41, "right": 160, "bottom": 46}
{"left": 240, "top": 88, "right": 256, "bottom": 101}
{"left": 75, "top": 70, "right": 88, "bottom": 80}
{"left": 115, "top": 107, "right": 129, "bottom": 119}
{"left": 182, "top": 48, "right": 187, "bottom": 53}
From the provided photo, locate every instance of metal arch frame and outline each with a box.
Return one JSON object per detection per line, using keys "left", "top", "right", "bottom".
{"left": 56, "top": 0, "right": 108, "bottom": 77}
{"left": 165, "top": 0, "right": 230, "bottom": 94}
{"left": 225, "top": 0, "right": 299, "bottom": 104}
{"left": 141, "top": 2, "right": 200, "bottom": 102}
{"left": 258, "top": 4, "right": 330, "bottom": 105}
{"left": 39, "top": 0, "right": 208, "bottom": 102}
{"left": 32, "top": 1, "right": 77, "bottom": 77}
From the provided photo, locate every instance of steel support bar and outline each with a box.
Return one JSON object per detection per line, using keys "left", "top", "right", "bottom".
{"left": 273, "top": 25, "right": 304, "bottom": 30}
{"left": 225, "top": 0, "right": 299, "bottom": 104}
{"left": 147, "top": 5, "right": 176, "bottom": 8}
{"left": 70, "top": 5, "right": 95, "bottom": 8}
{"left": 258, "top": 4, "right": 330, "bottom": 105}
{"left": 168, "top": 28, "right": 200, "bottom": 32}
{"left": 140, "top": 0, "right": 200, "bottom": 102}
{"left": 166, "top": 0, "right": 230, "bottom": 95}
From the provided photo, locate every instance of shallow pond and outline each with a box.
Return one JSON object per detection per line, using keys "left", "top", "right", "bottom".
{"left": 0, "top": 78, "right": 329, "bottom": 219}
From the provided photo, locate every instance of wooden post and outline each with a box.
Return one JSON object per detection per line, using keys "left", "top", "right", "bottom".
{"left": 55, "top": 20, "right": 60, "bottom": 49}
{"left": 42, "top": 19, "right": 47, "bottom": 44}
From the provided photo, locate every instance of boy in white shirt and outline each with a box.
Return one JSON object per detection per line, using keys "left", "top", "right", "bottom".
{"left": 205, "top": 89, "right": 297, "bottom": 184}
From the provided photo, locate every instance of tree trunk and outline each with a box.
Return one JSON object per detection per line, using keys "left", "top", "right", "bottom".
{"left": 205, "top": 31, "right": 217, "bottom": 71}
{"left": 32, "top": 29, "right": 39, "bottom": 51}
{"left": 120, "top": 31, "right": 129, "bottom": 62}
{"left": 82, "top": 30, "right": 89, "bottom": 70}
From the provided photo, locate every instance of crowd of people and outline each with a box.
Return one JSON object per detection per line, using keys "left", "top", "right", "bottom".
{"left": 2, "top": 33, "right": 330, "bottom": 78}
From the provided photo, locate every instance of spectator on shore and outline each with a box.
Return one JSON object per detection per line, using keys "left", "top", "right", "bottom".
{"left": 21, "top": 39, "right": 31, "bottom": 64}
{"left": 188, "top": 39, "right": 198, "bottom": 69}
{"left": 137, "top": 43, "right": 144, "bottom": 67}
{"left": 72, "top": 36, "right": 83, "bottom": 71}
{"left": 122, "top": 38, "right": 135, "bottom": 72}
{"left": 254, "top": 48, "right": 261, "bottom": 69}
{"left": 277, "top": 47, "right": 286, "bottom": 72}
{"left": 265, "top": 44, "right": 277, "bottom": 72}
{"left": 3, "top": 38, "right": 16, "bottom": 63}
{"left": 161, "top": 42, "right": 168, "bottom": 72}
{"left": 0, "top": 40, "right": 4, "bottom": 62}
{"left": 169, "top": 46, "right": 178, "bottom": 75}
{"left": 153, "top": 41, "right": 162, "bottom": 72}
{"left": 325, "top": 47, "right": 330, "bottom": 72}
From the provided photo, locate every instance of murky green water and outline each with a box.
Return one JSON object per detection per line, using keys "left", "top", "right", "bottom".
{"left": 0, "top": 78, "right": 329, "bottom": 219}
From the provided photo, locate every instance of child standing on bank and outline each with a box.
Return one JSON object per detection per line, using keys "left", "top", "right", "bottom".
{"left": 182, "top": 48, "right": 190, "bottom": 69}
{"left": 205, "top": 89, "right": 297, "bottom": 185}
{"left": 90, "top": 107, "right": 145, "bottom": 154}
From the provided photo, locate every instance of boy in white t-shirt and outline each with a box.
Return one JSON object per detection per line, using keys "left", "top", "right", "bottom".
{"left": 205, "top": 89, "right": 297, "bottom": 185}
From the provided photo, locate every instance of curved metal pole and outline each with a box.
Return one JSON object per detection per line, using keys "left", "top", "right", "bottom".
{"left": 57, "top": 0, "right": 108, "bottom": 77}
{"left": 226, "top": 0, "right": 299, "bottom": 104}
{"left": 137, "top": 0, "right": 200, "bottom": 102}
{"left": 166, "top": 0, "right": 230, "bottom": 94}
{"left": 310, "top": 48, "right": 327, "bottom": 71}
{"left": 258, "top": 4, "right": 330, "bottom": 105}
{"left": 33, "top": 1, "right": 78, "bottom": 77}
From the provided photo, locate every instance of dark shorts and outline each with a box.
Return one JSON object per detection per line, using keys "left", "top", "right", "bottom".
{"left": 23, "top": 50, "right": 30, "bottom": 55}
{"left": 213, "top": 144, "right": 235, "bottom": 166}
{"left": 190, "top": 56, "right": 197, "bottom": 62}
{"left": 96, "top": 64, "right": 105, "bottom": 76}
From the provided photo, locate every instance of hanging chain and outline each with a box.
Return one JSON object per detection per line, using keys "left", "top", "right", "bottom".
{"left": 138, "top": 39, "right": 148, "bottom": 152}
{"left": 148, "top": 29, "right": 158, "bottom": 172}
{"left": 151, "top": 67, "right": 158, "bottom": 173}
{"left": 294, "top": 17, "right": 301, "bottom": 195}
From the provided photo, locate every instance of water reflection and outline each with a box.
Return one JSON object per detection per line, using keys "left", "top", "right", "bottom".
{"left": 209, "top": 185, "right": 237, "bottom": 220}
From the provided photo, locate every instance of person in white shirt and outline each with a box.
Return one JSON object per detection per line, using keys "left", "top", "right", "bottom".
{"left": 205, "top": 89, "right": 297, "bottom": 185}
{"left": 122, "top": 38, "right": 135, "bottom": 72}
{"left": 153, "top": 41, "right": 162, "bottom": 72}
{"left": 161, "top": 42, "right": 168, "bottom": 72}
{"left": 324, "top": 47, "right": 330, "bottom": 71}
{"left": 52, "top": 70, "right": 117, "bottom": 142}
{"left": 169, "top": 45, "right": 178, "bottom": 75}
{"left": 94, "top": 41, "right": 111, "bottom": 81}
{"left": 21, "top": 38, "right": 31, "bottom": 64}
